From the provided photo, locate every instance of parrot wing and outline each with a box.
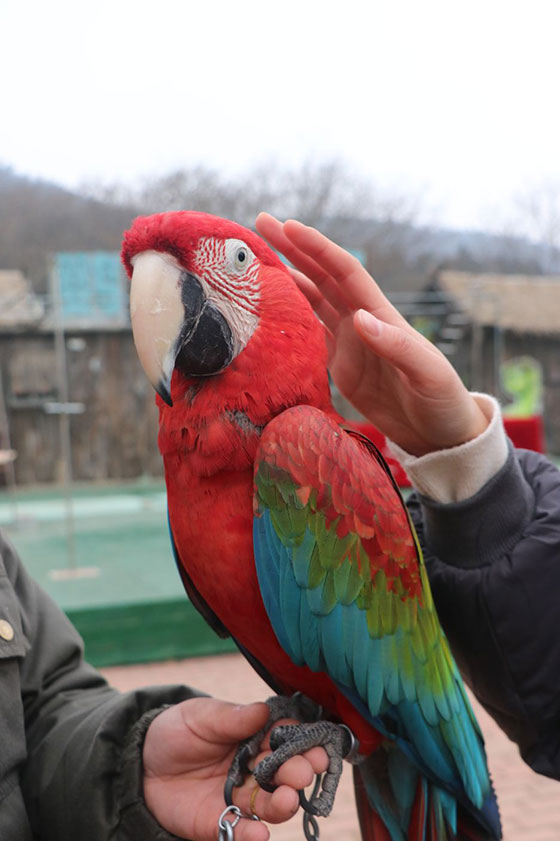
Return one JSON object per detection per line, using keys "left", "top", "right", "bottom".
{"left": 253, "top": 404, "right": 499, "bottom": 836}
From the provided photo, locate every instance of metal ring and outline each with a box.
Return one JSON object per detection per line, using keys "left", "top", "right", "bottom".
{"left": 218, "top": 801, "right": 261, "bottom": 830}
{"left": 249, "top": 784, "right": 260, "bottom": 817}
{"left": 218, "top": 820, "right": 234, "bottom": 841}
{"left": 218, "top": 805, "right": 242, "bottom": 831}
{"left": 339, "top": 724, "right": 361, "bottom": 764}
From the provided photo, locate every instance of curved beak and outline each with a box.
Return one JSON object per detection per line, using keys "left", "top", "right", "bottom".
{"left": 129, "top": 251, "right": 184, "bottom": 406}
{"left": 130, "top": 250, "right": 236, "bottom": 405}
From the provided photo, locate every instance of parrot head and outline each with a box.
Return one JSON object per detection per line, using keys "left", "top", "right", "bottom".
{"left": 122, "top": 211, "right": 331, "bottom": 421}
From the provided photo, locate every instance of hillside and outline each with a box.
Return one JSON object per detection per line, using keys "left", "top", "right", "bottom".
{"left": 0, "top": 166, "right": 138, "bottom": 291}
{"left": 0, "top": 164, "right": 556, "bottom": 296}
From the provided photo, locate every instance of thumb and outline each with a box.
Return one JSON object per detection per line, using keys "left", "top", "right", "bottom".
{"left": 353, "top": 308, "right": 438, "bottom": 385}
{"left": 144, "top": 699, "right": 271, "bottom": 777}
{"left": 181, "top": 698, "right": 270, "bottom": 745}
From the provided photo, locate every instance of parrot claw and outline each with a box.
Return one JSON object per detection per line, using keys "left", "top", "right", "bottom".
{"left": 224, "top": 740, "right": 259, "bottom": 799}
{"left": 224, "top": 693, "right": 322, "bottom": 805}
{"left": 254, "top": 720, "right": 357, "bottom": 818}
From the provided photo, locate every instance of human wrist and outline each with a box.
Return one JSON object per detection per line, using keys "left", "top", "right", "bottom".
{"left": 387, "top": 394, "right": 508, "bottom": 503}
{"left": 117, "top": 706, "right": 183, "bottom": 840}
{"left": 416, "top": 441, "right": 535, "bottom": 568}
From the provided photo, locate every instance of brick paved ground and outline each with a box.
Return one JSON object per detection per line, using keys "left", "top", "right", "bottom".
{"left": 102, "top": 653, "right": 560, "bottom": 840}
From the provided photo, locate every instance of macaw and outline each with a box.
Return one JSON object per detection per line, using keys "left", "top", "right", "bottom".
{"left": 122, "top": 211, "right": 501, "bottom": 841}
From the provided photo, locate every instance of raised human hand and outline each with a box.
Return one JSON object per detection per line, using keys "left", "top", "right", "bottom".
{"left": 143, "top": 698, "right": 327, "bottom": 841}
{"left": 256, "top": 213, "right": 488, "bottom": 456}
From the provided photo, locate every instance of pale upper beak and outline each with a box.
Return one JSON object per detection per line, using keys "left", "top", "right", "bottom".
{"left": 130, "top": 250, "right": 235, "bottom": 406}
{"left": 129, "top": 251, "right": 184, "bottom": 406}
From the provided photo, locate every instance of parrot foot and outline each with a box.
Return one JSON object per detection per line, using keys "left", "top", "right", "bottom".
{"left": 254, "top": 720, "right": 357, "bottom": 818}
{"left": 224, "top": 693, "right": 322, "bottom": 805}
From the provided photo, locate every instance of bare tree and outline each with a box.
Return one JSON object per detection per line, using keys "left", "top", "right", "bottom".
{"left": 513, "top": 181, "right": 560, "bottom": 272}
{"left": 486, "top": 180, "right": 560, "bottom": 273}
{"left": 86, "top": 157, "right": 424, "bottom": 228}
{"left": 0, "top": 166, "right": 137, "bottom": 290}
{"left": 4, "top": 158, "right": 430, "bottom": 294}
{"left": 81, "top": 158, "right": 430, "bottom": 288}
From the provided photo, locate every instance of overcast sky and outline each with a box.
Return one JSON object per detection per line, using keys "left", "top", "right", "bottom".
{"left": 2, "top": 0, "right": 558, "bottom": 230}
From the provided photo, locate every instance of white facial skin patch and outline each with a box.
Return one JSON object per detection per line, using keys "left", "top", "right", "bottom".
{"left": 192, "top": 237, "right": 260, "bottom": 358}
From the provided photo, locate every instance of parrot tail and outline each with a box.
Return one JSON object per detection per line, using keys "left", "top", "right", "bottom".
{"left": 352, "top": 747, "right": 501, "bottom": 841}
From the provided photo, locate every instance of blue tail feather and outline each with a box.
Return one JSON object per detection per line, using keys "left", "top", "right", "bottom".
{"left": 356, "top": 744, "right": 501, "bottom": 841}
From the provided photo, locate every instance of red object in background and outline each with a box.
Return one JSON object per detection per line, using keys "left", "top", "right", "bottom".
{"left": 348, "top": 414, "right": 546, "bottom": 489}
{"left": 503, "top": 415, "right": 546, "bottom": 453}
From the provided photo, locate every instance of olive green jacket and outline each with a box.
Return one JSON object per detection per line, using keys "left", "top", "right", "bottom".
{"left": 0, "top": 531, "right": 197, "bottom": 840}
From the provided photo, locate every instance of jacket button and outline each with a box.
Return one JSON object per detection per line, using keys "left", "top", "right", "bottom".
{"left": 0, "top": 620, "right": 14, "bottom": 641}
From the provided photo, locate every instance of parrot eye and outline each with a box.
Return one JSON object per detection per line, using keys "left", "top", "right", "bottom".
{"left": 224, "top": 238, "right": 256, "bottom": 274}
{"left": 234, "top": 247, "right": 248, "bottom": 270}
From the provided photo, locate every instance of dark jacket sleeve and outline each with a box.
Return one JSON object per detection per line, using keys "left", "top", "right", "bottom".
{"left": 1, "top": 532, "right": 201, "bottom": 840}
{"left": 407, "top": 444, "right": 560, "bottom": 780}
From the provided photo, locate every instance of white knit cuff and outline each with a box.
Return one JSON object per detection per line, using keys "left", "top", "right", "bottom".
{"left": 387, "top": 394, "right": 509, "bottom": 503}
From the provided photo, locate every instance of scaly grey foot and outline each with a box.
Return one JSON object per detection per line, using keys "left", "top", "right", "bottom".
{"left": 224, "top": 693, "right": 322, "bottom": 804}
{"left": 254, "top": 720, "right": 357, "bottom": 817}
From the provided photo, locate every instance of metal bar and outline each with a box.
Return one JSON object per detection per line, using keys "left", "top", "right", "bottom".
{"left": 0, "top": 370, "right": 19, "bottom": 524}
{"left": 51, "top": 260, "right": 78, "bottom": 570}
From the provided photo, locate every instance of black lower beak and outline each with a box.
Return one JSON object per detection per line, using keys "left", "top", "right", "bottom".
{"left": 174, "top": 272, "right": 234, "bottom": 378}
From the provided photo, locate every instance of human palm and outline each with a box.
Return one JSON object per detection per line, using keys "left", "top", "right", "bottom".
{"left": 255, "top": 214, "right": 488, "bottom": 456}
{"left": 143, "top": 698, "right": 326, "bottom": 841}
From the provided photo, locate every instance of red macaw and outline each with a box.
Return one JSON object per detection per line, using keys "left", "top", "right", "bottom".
{"left": 122, "top": 211, "right": 501, "bottom": 841}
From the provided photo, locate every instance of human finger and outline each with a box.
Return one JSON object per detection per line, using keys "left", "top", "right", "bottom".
{"left": 283, "top": 220, "right": 408, "bottom": 329}
{"left": 272, "top": 750, "right": 329, "bottom": 790}
{"left": 197, "top": 700, "right": 268, "bottom": 740}
{"left": 172, "top": 699, "right": 269, "bottom": 761}
{"left": 237, "top": 747, "right": 328, "bottom": 827}
{"left": 242, "top": 784, "right": 300, "bottom": 827}
{"left": 247, "top": 739, "right": 329, "bottom": 789}
{"left": 256, "top": 213, "right": 350, "bottom": 315}
{"left": 218, "top": 803, "right": 273, "bottom": 841}
{"left": 256, "top": 212, "right": 326, "bottom": 278}
{"left": 290, "top": 269, "right": 341, "bottom": 335}
{"left": 353, "top": 309, "right": 445, "bottom": 388}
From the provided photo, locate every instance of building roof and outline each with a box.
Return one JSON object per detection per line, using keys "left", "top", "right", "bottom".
{"left": 0, "top": 271, "right": 44, "bottom": 328}
{"left": 438, "top": 270, "right": 560, "bottom": 334}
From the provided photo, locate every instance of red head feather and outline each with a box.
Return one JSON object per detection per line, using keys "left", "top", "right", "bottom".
{"left": 121, "top": 211, "right": 286, "bottom": 278}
